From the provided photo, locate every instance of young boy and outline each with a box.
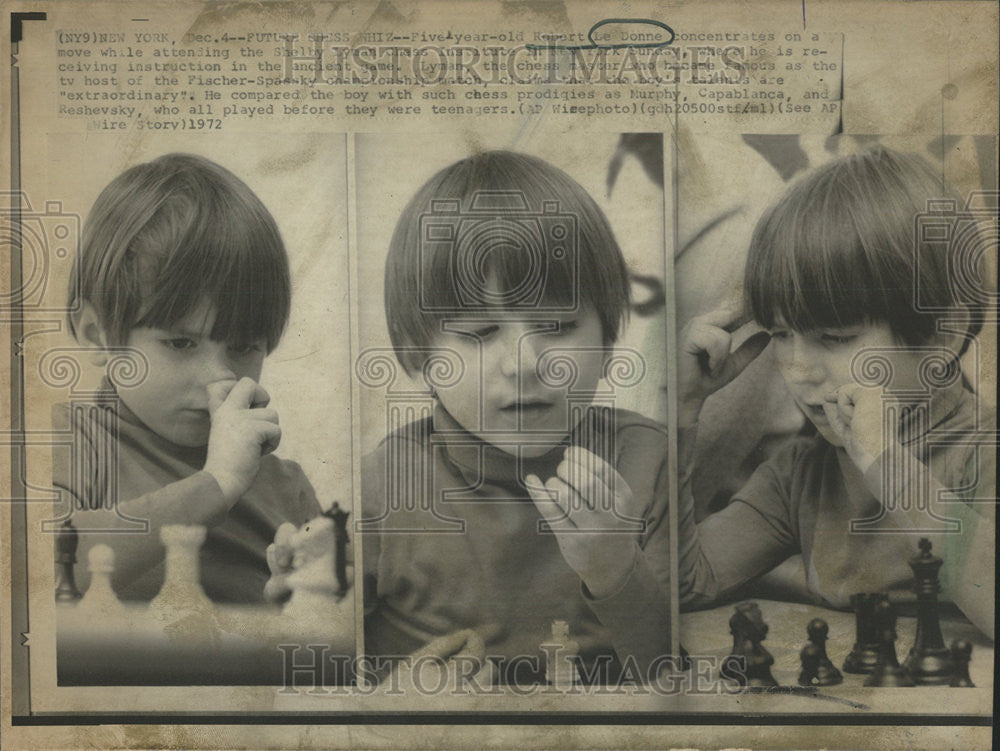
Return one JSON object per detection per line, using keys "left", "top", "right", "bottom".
{"left": 678, "top": 147, "right": 995, "bottom": 638}
{"left": 53, "top": 153, "right": 321, "bottom": 603}
{"left": 362, "top": 150, "right": 672, "bottom": 683}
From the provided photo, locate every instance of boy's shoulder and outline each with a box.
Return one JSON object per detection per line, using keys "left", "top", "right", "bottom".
{"left": 581, "top": 406, "right": 669, "bottom": 446}
{"left": 945, "top": 388, "right": 996, "bottom": 432}
{"left": 578, "top": 407, "right": 670, "bottom": 471}
{"left": 51, "top": 398, "right": 120, "bottom": 442}
{"left": 370, "top": 414, "right": 435, "bottom": 454}
{"left": 607, "top": 407, "right": 669, "bottom": 438}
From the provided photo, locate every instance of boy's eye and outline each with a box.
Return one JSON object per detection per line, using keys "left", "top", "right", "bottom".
{"left": 553, "top": 320, "right": 578, "bottom": 336}
{"left": 161, "top": 338, "right": 196, "bottom": 351}
{"left": 229, "top": 342, "right": 263, "bottom": 356}
{"left": 768, "top": 329, "right": 790, "bottom": 340}
{"left": 820, "top": 332, "right": 857, "bottom": 345}
{"left": 472, "top": 325, "right": 499, "bottom": 338}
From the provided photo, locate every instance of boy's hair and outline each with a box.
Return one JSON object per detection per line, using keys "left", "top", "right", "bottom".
{"left": 385, "top": 150, "right": 630, "bottom": 375}
{"left": 745, "top": 146, "right": 981, "bottom": 345}
{"left": 70, "top": 153, "right": 291, "bottom": 351}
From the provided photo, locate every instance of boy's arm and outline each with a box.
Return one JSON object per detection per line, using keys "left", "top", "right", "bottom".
{"left": 54, "top": 461, "right": 232, "bottom": 599}
{"left": 859, "top": 435, "right": 996, "bottom": 639}
{"left": 579, "top": 444, "right": 674, "bottom": 675}
{"left": 675, "top": 307, "right": 796, "bottom": 603}
{"left": 677, "top": 424, "right": 803, "bottom": 608}
{"left": 52, "top": 399, "right": 281, "bottom": 598}
{"left": 827, "top": 385, "right": 996, "bottom": 638}
{"left": 525, "top": 442, "right": 672, "bottom": 675}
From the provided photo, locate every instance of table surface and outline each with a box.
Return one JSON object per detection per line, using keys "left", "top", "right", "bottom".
{"left": 56, "top": 595, "right": 355, "bottom": 685}
{"left": 670, "top": 598, "right": 994, "bottom": 715}
{"left": 56, "top": 594, "right": 993, "bottom": 718}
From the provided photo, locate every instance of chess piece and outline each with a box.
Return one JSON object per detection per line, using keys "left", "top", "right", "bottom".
{"left": 55, "top": 518, "right": 83, "bottom": 603}
{"left": 721, "top": 602, "right": 778, "bottom": 688}
{"left": 283, "top": 515, "right": 345, "bottom": 621}
{"left": 798, "top": 618, "right": 843, "bottom": 686}
{"left": 541, "top": 620, "right": 580, "bottom": 690}
{"left": 864, "top": 599, "right": 914, "bottom": 687}
{"left": 149, "top": 524, "right": 212, "bottom": 614}
{"left": 843, "top": 592, "right": 886, "bottom": 674}
{"left": 948, "top": 640, "right": 974, "bottom": 687}
{"left": 903, "top": 538, "right": 953, "bottom": 685}
{"left": 798, "top": 641, "right": 821, "bottom": 686}
{"left": 325, "top": 502, "right": 350, "bottom": 596}
{"left": 77, "top": 544, "right": 127, "bottom": 614}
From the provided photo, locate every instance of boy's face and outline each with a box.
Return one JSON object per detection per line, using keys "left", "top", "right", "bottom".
{"left": 769, "top": 319, "right": 930, "bottom": 447}
{"left": 117, "top": 301, "right": 266, "bottom": 447}
{"left": 429, "top": 303, "right": 607, "bottom": 457}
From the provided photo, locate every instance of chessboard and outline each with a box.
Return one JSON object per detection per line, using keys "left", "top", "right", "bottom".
{"left": 681, "top": 598, "right": 992, "bottom": 695}
{"left": 55, "top": 515, "right": 355, "bottom": 686}
{"left": 56, "top": 599, "right": 355, "bottom": 685}
{"left": 673, "top": 538, "right": 993, "bottom": 714}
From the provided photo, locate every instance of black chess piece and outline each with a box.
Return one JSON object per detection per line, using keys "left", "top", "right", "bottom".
{"left": 798, "top": 641, "right": 821, "bottom": 686}
{"left": 903, "top": 538, "right": 953, "bottom": 685}
{"left": 864, "top": 599, "right": 914, "bottom": 687}
{"left": 843, "top": 592, "right": 886, "bottom": 674}
{"left": 721, "top": 601, "right": 778, "bottom": 689}
{"left": 55, "top": 518, "right": 83, "bottom": 603}
{"left": 324, "top": 502, "right": 350, "bottom": 596}
{"left": 799, "top": 618, "right": 843, "bottom": 686}
{"left": 948, "top": 640, "right": 975, "bottom": 687}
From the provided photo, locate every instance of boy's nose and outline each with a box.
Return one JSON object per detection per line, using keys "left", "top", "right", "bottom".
{"left": 498, "top": 329, "right": 539, "bottom": 379}
{"left": 199, "top": 344, "right": 238, "bottom": 383}
{"left": 498, "top": 345, "right": 526, "bottom": 378}
{"left": 784, "top": 344, "right": 825, "bottom": 385}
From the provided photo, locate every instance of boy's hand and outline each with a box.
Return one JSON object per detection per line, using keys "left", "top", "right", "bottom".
{"left": 679, "top": 307, "right": 770, "bottom": 428}
{"left": 203, "top": 377, "right": 282, "bottom": 504}
{"left": 823, "top": 384, "right": 888, "bottom": 475}
{"left": 525, "top": 447, "right": 642, "bottom": 600}
{"left": 263, "top": 521, "right": 298, "bottom": 603}
{"left": 389, "top": 629, "right": 496, "bottom": 691}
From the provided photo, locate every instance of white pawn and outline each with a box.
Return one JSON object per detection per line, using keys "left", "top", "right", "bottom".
{"left": 77, "top": 544, "right": 127, "bottom": 616}
{"left": 542, "top": 620, "right": 580, "bottom": 691}
{"left": 150, "top": 524, "right": 212, "bottom": 616}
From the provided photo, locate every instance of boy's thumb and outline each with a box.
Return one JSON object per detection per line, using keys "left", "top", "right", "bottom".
{"left": 207, "top": 379, "right": 237, "bottom": 415}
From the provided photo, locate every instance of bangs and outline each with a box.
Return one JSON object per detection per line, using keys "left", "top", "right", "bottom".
{"left": 746, "top": 184, "right": 885, "bottom": 331}
{"left": 420, "top": 211, "right": 579, "bottom": 313}
{"left": 745, "top": 147, "right": 943, "bottom": 343}
{"left": 88, "top": 154, "right": 291, "bottom": 351}
{"left": 386, "top": 151, "right": 631, "bottom": 373}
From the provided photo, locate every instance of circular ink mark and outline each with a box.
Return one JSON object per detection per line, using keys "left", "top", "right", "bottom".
{"left": 941, "top": 83, "right": 958, "bottom": 100}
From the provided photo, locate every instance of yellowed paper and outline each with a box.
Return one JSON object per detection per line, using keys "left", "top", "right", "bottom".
{"left": 2, "top": 1, "right": 996, "bottom": 748}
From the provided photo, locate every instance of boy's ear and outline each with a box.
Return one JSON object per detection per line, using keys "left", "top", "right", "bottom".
{"left": 71, "top": 302, "right": 111, "bottom": 367}
{"left": 938, "top": 306, "right": 973, "bottom": 356}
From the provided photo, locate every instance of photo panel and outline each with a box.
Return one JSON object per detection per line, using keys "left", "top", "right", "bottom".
{"left": 349, "top": 131, "right": 678, "bottom": 707}
{"left": 674, "top": 132, "right": 996, "bottom": 714}
{"left": 1, "top": 0, "right": 996, "bottom": 747}
{"left": 17, "top": 132, "right": 355, "bottom": 711}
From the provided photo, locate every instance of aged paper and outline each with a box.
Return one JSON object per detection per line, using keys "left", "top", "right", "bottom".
{"left": 2, "top": 0, "right": 996, "bottom": 748}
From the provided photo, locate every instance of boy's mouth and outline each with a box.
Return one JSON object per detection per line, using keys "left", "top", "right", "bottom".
{"left": 500, "top": 400, "right": 553, "bottom": 413}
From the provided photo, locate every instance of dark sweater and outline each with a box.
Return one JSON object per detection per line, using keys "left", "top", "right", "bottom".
{"left": 361, "top": 403, "right": 673, "bottom": 682}
{"left": 52, "top": 393, "right": 322, "bottom": 603}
